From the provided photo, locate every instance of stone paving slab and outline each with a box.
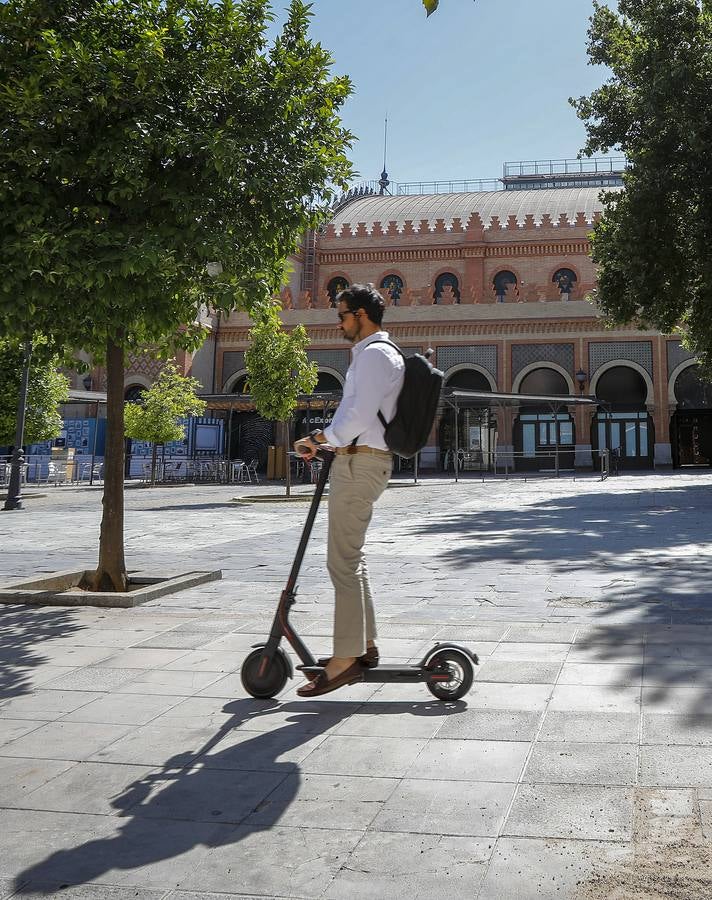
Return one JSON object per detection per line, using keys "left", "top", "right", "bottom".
{"left": 2, "top": 472, "right": 712, "bottom": 897}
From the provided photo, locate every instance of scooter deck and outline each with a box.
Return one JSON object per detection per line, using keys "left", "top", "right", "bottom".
{"left": 361, "top": 664, "right": 435, "bottom": 683}
{"left": 297, "top": 663, "right": 433, "bottom": 683}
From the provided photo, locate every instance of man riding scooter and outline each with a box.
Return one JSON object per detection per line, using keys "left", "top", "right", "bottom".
{"left": 293, "top": 283, "right": 404, "bottom": 697}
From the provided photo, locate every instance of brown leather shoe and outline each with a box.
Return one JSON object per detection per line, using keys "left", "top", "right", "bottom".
{"left": 297, "top": 660, "right": 364, "bottom": 697}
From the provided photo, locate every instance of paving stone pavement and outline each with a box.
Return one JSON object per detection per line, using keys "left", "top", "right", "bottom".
{"left": 1, "top": 471, "right": 712, "bottom": 898}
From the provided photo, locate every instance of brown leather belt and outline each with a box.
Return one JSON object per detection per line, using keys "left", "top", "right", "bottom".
{"left": 335, "top": 445, "right": 392, "bottom": 459}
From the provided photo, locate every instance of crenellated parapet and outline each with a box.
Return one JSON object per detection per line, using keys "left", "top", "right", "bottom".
{"left": 320, "top": 209, "right": 603, "bottom": 242}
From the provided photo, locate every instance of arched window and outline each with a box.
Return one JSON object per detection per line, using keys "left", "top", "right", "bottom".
{"left": 596, "top": 366, "right": 647, "bottom": 406}
{"left": 552, "top": 268, "right": 577, "bottom": 299}
{"left": 232, "top": 374, "right": 250, "bottom": 394}
{"left": 124, "top": 384, "right": 146, "bottom": 404}
{"left": 519, "top": 367, "right": 568, "bottom": 396}
{"left": 327, "top": 276, "right": 349, "bottom": 305}
{"left": 314, "top": 371, "right": 343, "bottom": 393}
{"left": 674, "top": 365, "right": 712, "bottom": 409}
{"left": 380, "top": 274, "right": 404, "bottom": 303}
{"left": 445, "top": 369, "right": 492, "bottom": 391}
{"left": 493, "top": 270, "right": 517, "bottom": 302}
{"left": 433, "top": 272, "right": 460, "bottom": 304}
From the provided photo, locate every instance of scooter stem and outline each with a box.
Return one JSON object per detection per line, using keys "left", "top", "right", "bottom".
{"left": 284, "top": 448, "right": 334, "bottom": 593}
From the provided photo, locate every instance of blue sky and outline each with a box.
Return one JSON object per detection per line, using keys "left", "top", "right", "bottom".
{"left": 272, "top": 0, "right": 613, "bottom": 186}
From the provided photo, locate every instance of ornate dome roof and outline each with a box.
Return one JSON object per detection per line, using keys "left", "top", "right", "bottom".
{"left": 328, "top": 186, "right": 621, "bottom": 233}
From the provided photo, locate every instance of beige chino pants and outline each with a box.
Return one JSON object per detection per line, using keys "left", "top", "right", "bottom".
{"left": 327, "top": 453, "right": 392, "bottom": 658}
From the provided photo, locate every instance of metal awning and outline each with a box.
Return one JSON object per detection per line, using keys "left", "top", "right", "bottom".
{"left": 447, "top": 389, "right": 600, "bottom": 407}
{"left": 66, "top": 389, "right": 108, "bottom": 403}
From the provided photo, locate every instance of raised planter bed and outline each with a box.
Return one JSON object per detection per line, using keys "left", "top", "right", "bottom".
{"left": 0, "top": 568, "right": 222, "bottom": 608}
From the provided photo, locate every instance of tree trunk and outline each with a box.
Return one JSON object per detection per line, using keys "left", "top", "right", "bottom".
{"left": 283, "top": 420, "right": 291, "bottom": 498}
{"left": 85, "top": 335, "right": 128, "bottom": 592}
{"left": 150, "top": 443, "right": 157, "bottom": 486}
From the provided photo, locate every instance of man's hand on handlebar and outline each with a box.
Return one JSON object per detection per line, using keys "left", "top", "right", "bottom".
{"left": 294, "top": 430, "right": 331, "bottom": 461}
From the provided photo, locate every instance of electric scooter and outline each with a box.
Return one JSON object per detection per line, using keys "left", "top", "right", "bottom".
{"left": 240, "top": 448, "right": 478, "bottom": 701}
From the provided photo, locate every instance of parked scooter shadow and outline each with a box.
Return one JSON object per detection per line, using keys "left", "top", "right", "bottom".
{"left": 14, "top": 696, "right": 466, "bottom": 893}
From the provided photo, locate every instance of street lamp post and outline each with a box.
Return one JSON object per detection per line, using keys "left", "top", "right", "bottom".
{"left": 3, "top": 339, "right": 32, "bottom": 511}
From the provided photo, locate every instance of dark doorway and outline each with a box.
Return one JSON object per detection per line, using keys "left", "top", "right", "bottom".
{"left": 513, "top": 368, "right": 574, "bottom": 471}
{"left": 671, "top": 365, "right": 712, "bottom": 467}
{"left": 592, "top": 365, "right": 653, "bottom": 469}
{"left": 439, "top": 369, "right": 496, "bottom": 471}
{"left": 314, "top": 372, "right": 343, "bottom": 393}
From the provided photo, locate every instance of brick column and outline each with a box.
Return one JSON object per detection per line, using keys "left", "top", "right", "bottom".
{"left": 653, "top": 336, "right": 672, "bottom": 466}
{"left": 574, "top": 337, "right": 593, "bottom": 468}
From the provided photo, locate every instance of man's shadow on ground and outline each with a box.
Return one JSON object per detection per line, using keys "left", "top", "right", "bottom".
{"left": 14, "top": 695, "right": 465, "bottom": 893}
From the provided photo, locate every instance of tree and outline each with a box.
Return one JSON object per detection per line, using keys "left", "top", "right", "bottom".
{"left": 245, "top": 304, "right": 318, "bottom": 496}
{"left": 572, "top": 0, "right": 712, "bottom": 369}
{"left": 124, "top": 362, "right": 206, "bottom": 485}
{"left": 0, "top": 0, "right": 352, "bottom": 589}
{"left": 0, "top": 338, "right": 69, "bottom": 447}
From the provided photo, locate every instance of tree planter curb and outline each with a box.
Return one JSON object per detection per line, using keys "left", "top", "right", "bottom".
{"left": 0, "top": 568, "right": 222, "bottom": 608}
{"left": 231, "top": 494, "right": 328, "bottom": 504}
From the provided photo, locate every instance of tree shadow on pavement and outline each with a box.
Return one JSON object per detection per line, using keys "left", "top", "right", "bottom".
{"left": 0, "top": 605, "right": 86, "bottom": 702}
{"left": 14, "top": 696, "right": 464, "bottom": 893}
{"left": 407, "top": 481, "right": 712, "bottom": 715}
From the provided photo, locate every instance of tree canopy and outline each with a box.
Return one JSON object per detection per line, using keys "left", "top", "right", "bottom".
{"left": 244, "top": 304, "right": 318, "bottom": 422}
{"left": 0, "top": 0, "right": 352, "bottom": 587}
{"left": 572, "top": 0, "right": 712, "bottom": 367}
{"left": 0, "top": 0, "right": 353, "bottom": 355}
{"left": 0, "top": 339, "right": 69, "bottom": 447}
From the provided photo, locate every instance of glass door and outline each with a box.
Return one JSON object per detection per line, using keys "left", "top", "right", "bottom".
{"left": 594, "top": 411, "right": 652, "bottom": 469}
{"left": 515, "top": 413, "right": 575, "bottom": 471}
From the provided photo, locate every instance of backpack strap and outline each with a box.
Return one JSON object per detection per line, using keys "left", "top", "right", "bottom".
{"left": 367, "top": 338, "right": 405, "bottom": 359}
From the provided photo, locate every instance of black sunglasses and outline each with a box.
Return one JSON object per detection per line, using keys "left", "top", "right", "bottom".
{"left": 337, "top": 309, "right": 359, "bottom": 322}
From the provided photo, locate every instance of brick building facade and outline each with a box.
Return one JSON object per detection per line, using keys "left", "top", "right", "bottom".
{"left": 116, "top": 175, "right": 712, "bottom": 473}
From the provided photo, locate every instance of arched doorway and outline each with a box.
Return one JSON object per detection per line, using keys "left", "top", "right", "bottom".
{"left": 439, "top": 368, "right": 495, "bottom": 471}
{"left": 513, "top": 368, "right": 574, "bottom": 471}
{"left": 124, "top": 384, "right": 147, "bottom": 474}
{"left": 592, "top": 365, "right": 653, "bottom": 469}
{"left": 670, "top": 365, "right": 712, "bottom": 467}
{"left": 230, "top": 375, "right": 272, "bottom": 468}
{"left": 294, "top": 371, "right": 343, "bottom": 439}
{"left": 124, "top": 384, "right": 146, "bottom": 403}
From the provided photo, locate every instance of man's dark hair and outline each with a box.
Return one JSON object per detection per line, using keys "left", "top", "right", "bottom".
{"left": 337, "top": 282, "right": 385, "bottom": 325}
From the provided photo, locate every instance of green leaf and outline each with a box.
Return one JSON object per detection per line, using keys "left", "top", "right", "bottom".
{"left": 423, "top": 0, "right": 439, "bottom": 15}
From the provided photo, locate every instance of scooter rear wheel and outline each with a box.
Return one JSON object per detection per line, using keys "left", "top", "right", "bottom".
{"left": 425, "top": 649, "right": 474, "bottom": 701}
{"left": 241, "top": 647, "right": 289, "bottom": 699}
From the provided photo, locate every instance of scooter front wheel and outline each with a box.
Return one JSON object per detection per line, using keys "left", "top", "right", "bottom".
{"left": 425, "top": 649, "right": 474, "bottom": 701}
{"left": 241, "top": 647, "right": 290, "bottom": 698}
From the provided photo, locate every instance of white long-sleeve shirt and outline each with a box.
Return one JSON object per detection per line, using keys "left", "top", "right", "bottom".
{"left": 322, "top": 331, "right": 405, "bottom": 451}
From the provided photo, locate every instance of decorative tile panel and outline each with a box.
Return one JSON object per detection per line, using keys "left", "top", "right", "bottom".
{"left": 667, "top": 340, "right": 697, "bottom": 377}
{"left": 512, "top": 343, "right": 574, "bottom": 379}
{"left": 308, "top": 349, "right": 350, "bottom": 375}
{"left": 436, "top": 345, "right": 497, "bottom": 379}
{"left": 589, "top": 341, "right": 653, "bottom": 376}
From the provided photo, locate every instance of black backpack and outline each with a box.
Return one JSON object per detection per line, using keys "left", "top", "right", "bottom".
{"left": 370, "top": 340, "right": 444, "bottom": 458}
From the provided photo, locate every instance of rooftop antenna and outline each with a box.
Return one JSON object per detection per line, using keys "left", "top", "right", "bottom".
{"left": 379, "top": 114, "right": 390, "bottom": 195}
